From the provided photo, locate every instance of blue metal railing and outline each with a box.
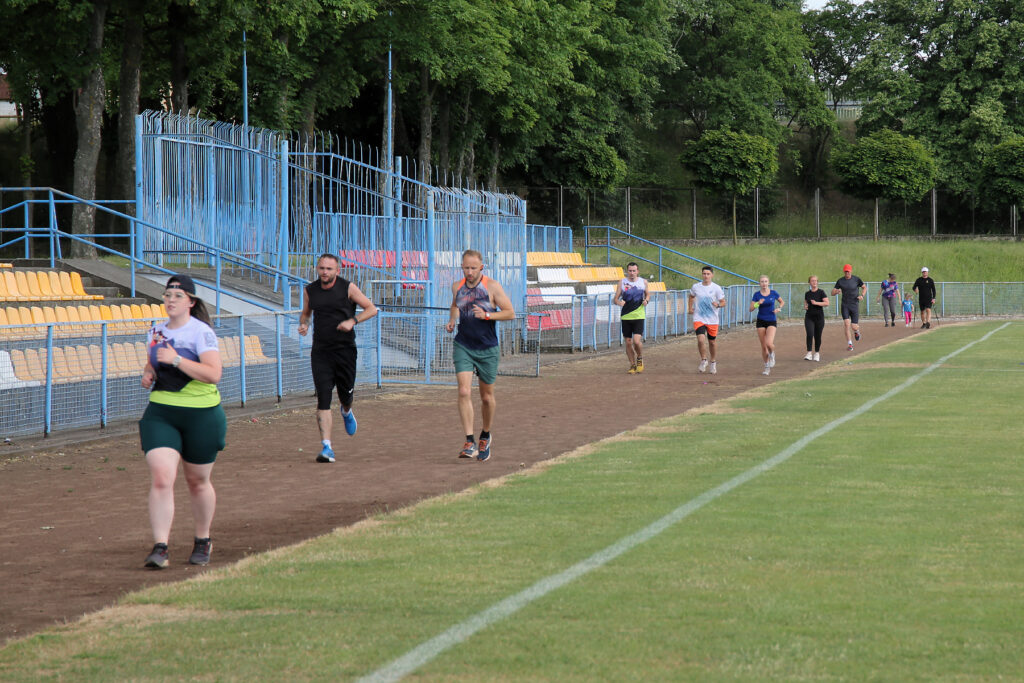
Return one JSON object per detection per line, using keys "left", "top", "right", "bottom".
{"left": 582, "top": 225, "right": 756, "bottom": 285}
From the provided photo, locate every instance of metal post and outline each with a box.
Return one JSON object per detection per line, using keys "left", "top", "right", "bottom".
{"left": 44, "top": 326, "right": 54, "bottom": 435}
{"left": 242, "top": 31, "right": 248, "bottom": 130}
{"left": 931, "top": 188, "right": 937, "bottom": 236}
{"left": 815, "top": 188, "right": 821, "bottom": 239}
{"left": 275, "top": 313, "right": 283, "bottom": 400}
{"left": 755, "top": 187, "right": 760, "bottom": 239}
{"left": 239, "top": 315, "right": 247, "bottom": 406}
{"left": 278, "top": 139, "right": 291, "bottom": 309}
{"left": 100, "top": 324, "right": 108, "bottom": 427}
{"left": 691, "top": 188, "right": 697, "bottom": 239}
{"left": 133, "top": 115, "right": 144, "bottom": 271}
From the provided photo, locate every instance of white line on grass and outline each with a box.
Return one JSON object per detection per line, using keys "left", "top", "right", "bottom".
{"left": 358, "top": 322, "right": 1012, "bottom": 683}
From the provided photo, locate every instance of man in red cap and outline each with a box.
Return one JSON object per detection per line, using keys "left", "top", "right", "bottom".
{"left": 832, "top": 264, "right": 866, "bottom": 350}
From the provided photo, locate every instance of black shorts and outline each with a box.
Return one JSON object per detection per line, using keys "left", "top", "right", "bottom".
{"left": 621, "top": 319, "right": 645, "bottom": 339}
{"left": 139, "top": 402, "right": 226, "bottom": 465}
{"left": 841, "top": 302, "right": 860, "bottom": 324}
{"left": 755, "top": 319, "right": 777, "bottom": 329}
{"left": 919, "top": 298, "right": 932, "bottom": 310}
{"left": 311, "top": 345, "right": 357, "bottom": 410}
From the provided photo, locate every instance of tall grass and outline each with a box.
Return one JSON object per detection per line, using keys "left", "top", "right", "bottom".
{"left": 2, "top": 322, "right": 1022, "bottom": 680}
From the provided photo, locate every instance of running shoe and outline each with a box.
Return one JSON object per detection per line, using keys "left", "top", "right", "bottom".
{"left": 317, "top": 444, "right": 335, "bottom": 463}
{"left": 813, "top": 352, "right": 820, "bottom": 362}
{"left": 854, "top": 330, "right": 861, "bottom": 341}
{"left": 459, "top": 441, "right": 478, "bottom": 458}
{"left": 698, "top": 358, "right": 709, "bottom": 373}
{"left": 636, "top": 358, "right": 644, "bottom": 373}
{"left": 804, "top": 352, "right": 813, "bottom": 361}
{"left": 144, "top": 543, "right": 169, "bottom": 569}
{"left": 342, "top": 408, "right": 357, "bottom": 436}
{"left": 189, "top": 538, "right": 212, "bottom": 566}
{"left": 709, "top": 361, "right": 717, "bottom": 375}
{"left": 628, "top": 365, "right": 637, "bottom": 374}
{"left": 768, "top": 351, "right": 775, "bottom": 368}
{"left": 847, "top": 341, "right": 854, "bottom": 351}
{"left": 762, "top": 364, "right": 771, "bottom": 376}
{"left": 477, "top": 436, "right": 491, "bottom": 462}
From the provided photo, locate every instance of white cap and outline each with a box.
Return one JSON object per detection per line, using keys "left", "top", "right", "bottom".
{"left": 921, "top": 266, "right": 929, "bottom": 272}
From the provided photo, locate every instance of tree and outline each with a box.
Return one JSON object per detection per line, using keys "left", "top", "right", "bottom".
{"left": 680, "top": 129, "right": 778, "bottom": 243}
{"left": 831, "top": 128, "right": 936, "bottom": 239}
{"left": 800, "top": 0, "right": 877, "bottom": 187}
{"left": 979, "top": 137, "right": 1024, "bottom": 216}
{"left": 855, "top": 1, "right": 1024, "bottom": 196}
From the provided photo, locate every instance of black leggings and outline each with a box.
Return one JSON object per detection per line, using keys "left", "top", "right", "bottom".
{"left": 805, "top": 315, "right": 824, "bottom": 352}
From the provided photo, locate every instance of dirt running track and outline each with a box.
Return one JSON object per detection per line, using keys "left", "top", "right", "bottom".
{"left": 1, "top": 321, "right": 923, "bottom": 644}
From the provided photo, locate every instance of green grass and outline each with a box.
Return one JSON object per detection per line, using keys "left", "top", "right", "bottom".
{"left": 580, "top": 239, "right": 1024, "bottom": 288}
{"left": 2, "top": 321, "right": 1022, "bottom": 680}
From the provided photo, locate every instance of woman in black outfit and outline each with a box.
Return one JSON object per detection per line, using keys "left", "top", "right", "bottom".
{"left": 803, "top": 275, "right": 829, "bottom": 361}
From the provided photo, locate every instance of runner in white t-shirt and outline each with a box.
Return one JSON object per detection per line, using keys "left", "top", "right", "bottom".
{"left": 688, "top": 265, "right": 727, "bottom": 374}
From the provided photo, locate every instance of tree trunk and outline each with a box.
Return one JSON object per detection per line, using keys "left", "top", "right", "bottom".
{"left": 417, "top": 65, "right": 433, "bottom": 184}
{"left": 454, "top": 91, "right": 471, "bottom": 184}
{"left": 117, "top": 4, "right": 143, "bottom": 212}
{"left": 169, "top": 3, "right": 189, "bottom": 113}
{"left": 273, "top": 30, "right": 290, "bottom": 127}
{"left": 19, "top": 103, "right": 35, "bottom": 237}
{"left": 488, "top": 138, "right": 500, "bottom": 190}
{"left": 71, "top": 0, "right": 108, "bottom": 258}
{"left": 438, "top": 94, "right": 450, "bottom": 180}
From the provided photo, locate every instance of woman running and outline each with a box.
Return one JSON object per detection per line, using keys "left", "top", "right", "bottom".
{"left": 750, "top": 275, "right": 784, "bottom": 376}
{"left": 803, "top": 275, "right": 829, "bottom": 361}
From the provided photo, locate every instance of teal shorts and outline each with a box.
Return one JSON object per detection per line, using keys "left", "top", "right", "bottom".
{"left": 453, "top": 342, "right": 500, "bottom": 385}
{"left": 139, "top": 402, "right": 227, "bottom": 465}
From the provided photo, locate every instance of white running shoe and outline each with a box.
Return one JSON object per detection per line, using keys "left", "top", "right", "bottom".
{"left": 813, "top": 352, "right": 820, "bottom": 362}
{"left": 762, "top": 364, "right": 771, "bottom": 376}
{"left": 768, "top": 351, "right": 776, "bottom": 368}
{"left": 709, "top": 361, "right": 717, "bottom": 375}
{"left": 698, "top": 358, "right": 708, "bottom": 373}
{"left": 804, "top": 352, "right": 813, "bottom": 361}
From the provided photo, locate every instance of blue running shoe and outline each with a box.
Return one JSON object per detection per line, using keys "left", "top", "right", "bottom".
{"left": 342, "top": 408, "right": 357, "bottom": 436}
{"left": 317, "top": 444, "right": 335, "bottom": 463}
{"left": 477, "top": 436, "right": 491, "bottom": 462}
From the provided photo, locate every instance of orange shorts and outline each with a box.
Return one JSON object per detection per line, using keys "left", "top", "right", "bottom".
{"left": 694, "top": 322, "right": 719, "bottom": 338}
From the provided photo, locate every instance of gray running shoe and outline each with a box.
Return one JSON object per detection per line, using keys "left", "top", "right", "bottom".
{"left": 189, "top": 537, "right": 212, "bottom": 566}
{"left": 145, "top": 543, "right": 169, "bottom": 569}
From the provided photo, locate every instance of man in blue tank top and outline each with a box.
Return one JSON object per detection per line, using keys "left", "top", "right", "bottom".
{"left": 298, "top": 253, "right": 378, "bottom": 463}
{"left": 445, "top": 249, "right": 515, "bottom": 462}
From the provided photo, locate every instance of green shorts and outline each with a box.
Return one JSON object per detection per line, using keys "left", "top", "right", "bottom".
{"left": 139, "top": 402, "right": 227, "bottom": 465}
{"left": 453, "top": 342, "right": 500, "bottom": 385}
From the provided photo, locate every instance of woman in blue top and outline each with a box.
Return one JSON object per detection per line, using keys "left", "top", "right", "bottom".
{"left": 749, "top": 275, "right": 784, "bottom": 376}
{"left": 876, "top": 273, "right": 900, "bottom": 327}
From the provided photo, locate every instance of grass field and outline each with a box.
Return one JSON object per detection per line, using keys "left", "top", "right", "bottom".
{"left": 2, "top": 321, "right": 1022, "bottom": 680}
{"left": 580, "top": 239, "right": 1024, "bottom": 289}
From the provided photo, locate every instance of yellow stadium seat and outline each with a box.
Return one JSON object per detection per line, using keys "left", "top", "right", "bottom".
{"left": 36, "top": 272, "right": 57, "bottom": 299}
{"left": 57, "top": 271, "right": 83, "bottom": 300}
{"left": 10, "top": 349, "right": 45, "bottom": 382}
{"left": 14, "top": 272, "right": 42, "bottom": 301}
{"left": 2, "top": 272, "right": 28, "bottom": 301}
{"left": 220, "top": 336, "right": 240, "bottom": 365}
{"left": 27, "top": 271, "right": 49, "bottom": 299}
{"left": 648, "top": 281, "right": 667, "bottom": 292}
{"left": 70, "top": 271, "right": 103, "bottom": 300}
{"left": 244, "top": 335, "right": 271, "bottom": 363}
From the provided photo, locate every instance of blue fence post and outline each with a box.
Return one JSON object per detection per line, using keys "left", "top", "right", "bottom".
{"left": 239, "top": 315, "right": 247, "bottom": 406}
{"left": 47, "top": 190, "right": 56, "bottom": 265}
{"left": 426, "top": 188, "right": 436, "bottom": 308}
{"left": 277, "top": 139, "right": 290, "bottom": 301}
{"left": 44, "top": 326, "right": 54, "bottom": 435}
{"left": 275, "top": 313, "right": 284, "bottom": 400}
{"left": 100, "top": 324, "right": 109, "bottom": 427}
{"left": 376, "top": 313, "right": 383, "bottom": 387}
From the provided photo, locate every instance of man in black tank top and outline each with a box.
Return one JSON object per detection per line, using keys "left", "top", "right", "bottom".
{"left": 298, "top": 253, "right": 378, "bottom": 463}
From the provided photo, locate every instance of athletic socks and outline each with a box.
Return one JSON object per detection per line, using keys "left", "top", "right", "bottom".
{"left": 466, "top": 435, "right": 475, "bottom": 444}
{"left": 479, "top": 431, "right": 490, "bottom": 441}
{"left": 322, "top": 439, "right": 332, "bottom": 449}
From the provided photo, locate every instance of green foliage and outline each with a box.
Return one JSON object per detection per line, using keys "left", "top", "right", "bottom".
{"left": 855, "top": 1, "right": 1024, "bottom": 195}
{"left": 680, "top": 129, "right": 778, "bottom": 197}
{"left": 831, "top": 128, "right": 936, "bottom": 202}
{"left": 980, "top": 137, "right": 1024, "bottom": 209}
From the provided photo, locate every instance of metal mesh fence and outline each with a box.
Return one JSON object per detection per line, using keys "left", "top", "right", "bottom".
{"left": 0, "top": 308, "right": 542, "bottom": 438}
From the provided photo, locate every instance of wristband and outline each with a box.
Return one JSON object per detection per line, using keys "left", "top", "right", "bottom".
{"left": 485, "top": 312, "right": 491, "bottom": 321}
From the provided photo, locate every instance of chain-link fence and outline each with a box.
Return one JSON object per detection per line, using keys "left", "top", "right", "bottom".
{"left": 516, "top": 186, "right": 1022, "bottom": 239}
